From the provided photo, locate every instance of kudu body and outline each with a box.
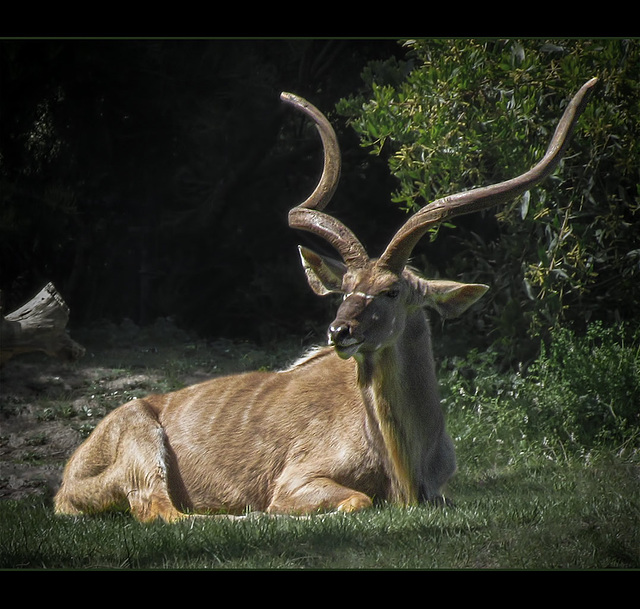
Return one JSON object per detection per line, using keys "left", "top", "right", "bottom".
{"left": 55, "top": 79, "right": 597, "bottom": 522}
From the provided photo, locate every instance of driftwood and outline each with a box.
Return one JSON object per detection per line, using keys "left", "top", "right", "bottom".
{"left": 0, "top": 283, "right": 85, "bottom": 366}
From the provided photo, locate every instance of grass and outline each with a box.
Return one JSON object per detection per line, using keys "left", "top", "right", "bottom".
{"left": 1, "top": 319, "right": 638, "bottom": 570}
{"left": 2, "top": 458, "right": 637, "bottom": 570}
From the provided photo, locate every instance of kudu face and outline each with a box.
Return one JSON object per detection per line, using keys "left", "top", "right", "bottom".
{"left": 329, "top": 264, "right": 408, "bottom": 359}
{"left": 299, "top": 247, "right": 488, "bottom": 360}
{"left": 310, "top": 257, "right": 410, "bottom": 359}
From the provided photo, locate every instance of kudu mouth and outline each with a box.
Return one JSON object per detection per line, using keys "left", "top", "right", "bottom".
{"left": 328, "top": 322, "right": 363, "bottom": 359}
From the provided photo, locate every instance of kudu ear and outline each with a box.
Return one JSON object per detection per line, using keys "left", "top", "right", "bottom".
{"left": 409, "top": 274, "right": 489, "bottom": 319}
{"left": 298, "top": 245, "right": 347, "bottom": 296}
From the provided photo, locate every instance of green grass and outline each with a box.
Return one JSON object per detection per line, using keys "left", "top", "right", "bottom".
{"left": 1, "top": 320, "right": 638, "bottom": 570}
{"left": 2, "top": 458, "right": 637, "bottom": 570}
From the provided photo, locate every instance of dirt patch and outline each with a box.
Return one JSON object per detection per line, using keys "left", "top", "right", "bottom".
{"left": 0, "top": 352, "right": 170, "bottom": 502}
{"left": 0, "top": 359, "right": 90, "bottom": 501}
{"left": 0, "top": 320, "right": 214, "bottom": 502}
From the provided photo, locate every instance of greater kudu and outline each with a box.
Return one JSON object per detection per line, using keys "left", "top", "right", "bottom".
{"left": 55, "top": 78, "right": 597, "bottom": 521}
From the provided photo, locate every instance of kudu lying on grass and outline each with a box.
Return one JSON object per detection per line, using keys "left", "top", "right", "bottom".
{"left": 55, "top": 78, "right": 597, "bottom": 521}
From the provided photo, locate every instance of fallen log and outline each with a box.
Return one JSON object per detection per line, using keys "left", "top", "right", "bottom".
{"left": 0, "top": 282, "right": 85, "bottom": 366}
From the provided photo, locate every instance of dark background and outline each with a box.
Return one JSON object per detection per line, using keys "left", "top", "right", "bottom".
{"left": 1, "top": 39, "right": 424, "bottom": 344}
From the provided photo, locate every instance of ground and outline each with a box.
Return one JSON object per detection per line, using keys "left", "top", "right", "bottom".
{"left": 0, "top": 358, "right": 95, "bottom": 501}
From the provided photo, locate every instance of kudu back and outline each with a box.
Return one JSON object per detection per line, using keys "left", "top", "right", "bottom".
{"left": 55, "top": 79, "right": 597, "bottom": 521}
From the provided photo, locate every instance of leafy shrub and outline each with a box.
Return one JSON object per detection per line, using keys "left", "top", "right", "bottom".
{"left": 440, "top": 343, "right": 533, "bottom": 467}
{"left": 524, "top": 322, "right": 640, "bottom": 454}
{"left": 441, "top": 322, "right": 640, "bottom": 465}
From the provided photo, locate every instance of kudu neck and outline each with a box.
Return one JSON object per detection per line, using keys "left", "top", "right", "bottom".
{"left": 355, "top": 309, "right": 440, "bottom": 504}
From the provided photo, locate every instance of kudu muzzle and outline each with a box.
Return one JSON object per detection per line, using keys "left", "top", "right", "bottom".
{"left": 328, "top": 291, "right": 373, "bottom": 354}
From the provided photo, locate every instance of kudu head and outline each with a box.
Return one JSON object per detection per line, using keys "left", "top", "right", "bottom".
{"left": 281, "top": 79, "right": 598, "bottom": 359}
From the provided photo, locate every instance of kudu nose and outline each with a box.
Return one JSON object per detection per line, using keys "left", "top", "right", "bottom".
{"left": 328, "top": 323, "right": 352, "bottom": 346}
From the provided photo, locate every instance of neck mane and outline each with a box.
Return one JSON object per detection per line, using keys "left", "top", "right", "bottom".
{"left": 355, "top": 309, "right": 442, "bottom": 504}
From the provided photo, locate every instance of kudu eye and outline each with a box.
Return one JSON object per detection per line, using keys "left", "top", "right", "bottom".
{"left": 385, "top": 288, "right": 400, "bottom": 299}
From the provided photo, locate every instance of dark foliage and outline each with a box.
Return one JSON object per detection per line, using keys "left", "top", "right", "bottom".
{"left": 0, "top": 39, "right": 402, "bottom": 342}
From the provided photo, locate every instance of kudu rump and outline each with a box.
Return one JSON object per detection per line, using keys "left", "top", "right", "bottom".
{"left": 55, "top": 78, "right": 597, "bottom": 522}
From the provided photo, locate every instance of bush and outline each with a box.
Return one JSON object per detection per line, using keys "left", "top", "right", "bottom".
{"left": 441, "top": 322, "right": 640, "bottom": 465}
{"left": 525, "top": 322, "right": 640, "bottom": 454}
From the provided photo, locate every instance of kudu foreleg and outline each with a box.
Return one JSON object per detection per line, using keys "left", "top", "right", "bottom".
{"left": 268, "top": 475, "right": 373, "bottom": 514}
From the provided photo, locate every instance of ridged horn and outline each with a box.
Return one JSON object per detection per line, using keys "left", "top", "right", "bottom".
{"left": 377, "top": 77, "right": 599, "bottom": 274}
{"left": 281, "top": 92, "right": 369, "bottom": 268}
